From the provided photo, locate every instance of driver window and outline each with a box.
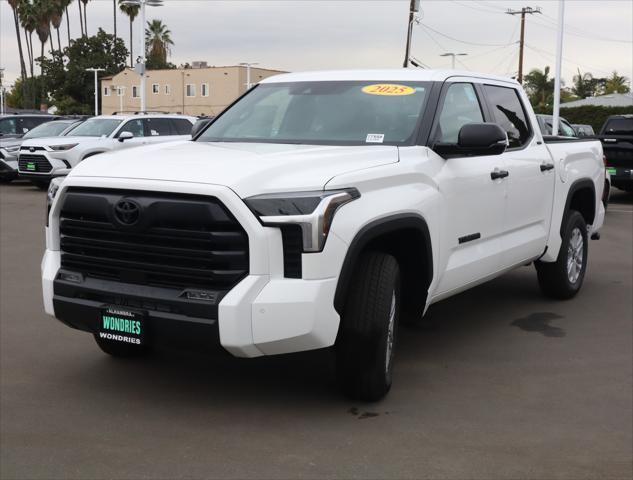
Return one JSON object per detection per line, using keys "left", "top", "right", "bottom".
{"left": 436, "top": 83, "right": 484, "bottom": 143}
{"left": 118, "top": 119, "right": 144, "bottom": 137}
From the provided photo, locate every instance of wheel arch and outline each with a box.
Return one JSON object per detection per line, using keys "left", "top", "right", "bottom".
{"left": 561, "top": 178, "right": 596, "bottom": 236}
{"left": 81, "top": 150, "right": 106, "bottom": 161}
{"left": 334, "top": 213, "right": 433, "bottom": 321}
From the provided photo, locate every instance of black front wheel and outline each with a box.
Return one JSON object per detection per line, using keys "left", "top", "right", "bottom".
{"left": 535, "top": 210, "right": 588, "bottom": 299}
{"left": 336, "top": 251, "right": 401, "bottom": 401}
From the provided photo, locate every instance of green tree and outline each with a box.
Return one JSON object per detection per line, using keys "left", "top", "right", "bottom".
{"left": 119, "top": 0, "right": 140, "bottom": 67}
{"left": 145, "top": 19, "right": 173, "bottom": 64}
{"left": 524, "top": 66, "right": 555, "bottom": 109}
{"left": 572, "top": 68, "right": 602, "bottom": 98}
{"left": 18, "top": 0, "right": 37, "bottom": 77}
{"left": 5, "top": 76, "right": 44, "bottom": 110}
{"left": 604, "top": 71, "right": 630, "bottom": 94}
{"left": 38, "top": 28, "right": 128, "bottom": 114}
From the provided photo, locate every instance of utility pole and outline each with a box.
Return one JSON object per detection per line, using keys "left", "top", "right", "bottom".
{"left": 0, "top": 68, "right": 4, "bottom": 115}
{"left": 551, "top": 0, "right": 565, "bottom": 136}
{"left": 85, "top": 68, "right": 105, "bottom": 116}
{"left": 403, "top": 0, "right": 420, "bottom": 68}
{"left": 506, "top": 6, "right": 541, "bottom": 84}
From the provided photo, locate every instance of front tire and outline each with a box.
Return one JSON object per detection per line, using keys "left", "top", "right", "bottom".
{"left": 94, "top": 334, "right": 149, "bottom": 358}
{"left": 535, "top": 210, "right": 588, "bottom": 299}
{"left": 336, "top": 251, "right": 400, "bottom": 402}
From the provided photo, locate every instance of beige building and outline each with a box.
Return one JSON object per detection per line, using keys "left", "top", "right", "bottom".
{"left": 100, "top": 65, "right": 286, "bottom": 116}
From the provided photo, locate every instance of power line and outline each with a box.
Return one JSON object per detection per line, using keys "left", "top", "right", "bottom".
{"left": 532, "top": 14, "right": 633, "bottom": 44}
{"left": 419, "top": 24, "right": 515, "bottom": 47}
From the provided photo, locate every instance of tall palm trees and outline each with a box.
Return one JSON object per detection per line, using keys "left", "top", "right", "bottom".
{"left": 524, "top": 66, "right": 555, "bottom": 108}
{"left": 7, "top": 0, "right": 27, "bottom": 83}
{"left": 50, "top": 0, "right": 65, "bottom": 54}
{"left": 80, "top": 0, "right": 89, "bottom": 36}
{"left": 18, "top": 0, "right": 37, "bottom": 77}
{"left": 604, "top": 71, "right": 630, "bottom": 94}
{"left": 119, "top": 0, "right": 140, "bottom": 67}
{"left": 145, "top": 19, "right": 173, "bottom": 64}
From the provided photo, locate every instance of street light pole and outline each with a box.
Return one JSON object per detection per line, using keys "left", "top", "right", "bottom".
{"left": 440, "top": 53, "right": 468, "bottom": 69}
{"left": 0, "top": 68, "right": 4, "bottom": 115}
{"left": 403, "top": 0, "right": 420, "bottom": 68}
{"left": 239, "top": 62, "right": 259, "bottom": 90}
{"left": 551, "top": 0, "right": 565, "bottom": 136}
{"left": 85, "top": 67, "right": 105, "bottom": 116}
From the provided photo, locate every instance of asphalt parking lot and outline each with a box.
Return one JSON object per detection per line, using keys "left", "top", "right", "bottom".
{"left": 1, "top": 181, "right": 631, "bottom": 480}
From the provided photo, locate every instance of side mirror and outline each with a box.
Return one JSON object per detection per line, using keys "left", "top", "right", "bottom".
{"left": 191, "top": 118, "right": 212, "bottom": 138}
{"left": 434, "top": 123, "right": 508, "bottom": 157}
{"left": 118, "top": 131, "right": 134, "bottom": 142}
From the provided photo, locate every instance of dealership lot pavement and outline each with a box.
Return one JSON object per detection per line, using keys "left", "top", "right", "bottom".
{"left": 1, "top": 181, "right": 631, "bottom": 480}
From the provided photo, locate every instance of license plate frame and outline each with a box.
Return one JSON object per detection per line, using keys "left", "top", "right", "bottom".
{"left": 99, "top": 306, "right": 145, "bottom": 346}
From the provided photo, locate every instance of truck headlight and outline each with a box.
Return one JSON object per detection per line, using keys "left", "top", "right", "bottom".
{"left": 49, "top": 143, "right": 78, "bottom": 151}
{"left": 4, "top": 145, "right": 20, "bottom": 153}
{"left": 46, "top": 177, "right": 64, "bottom": 226}
{"left": 244, "top": 188, "right": 360, "bottom": 252}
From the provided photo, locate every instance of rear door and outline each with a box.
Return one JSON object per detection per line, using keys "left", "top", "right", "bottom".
{"left": 481, "top": 83, "right": 555, "bottom": 265}
{"left": 433, "top": 81, "right": 509, "bottom": 295}
{"left": 143, "top": 118, "right": 191, "bottom": 144}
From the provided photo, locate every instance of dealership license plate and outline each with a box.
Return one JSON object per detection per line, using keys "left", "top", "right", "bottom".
{"left": 606, "top": 167, "right": 616, "bottom": 175}
{"left": 99, "top": 307, "right": 145, "bottom": 346}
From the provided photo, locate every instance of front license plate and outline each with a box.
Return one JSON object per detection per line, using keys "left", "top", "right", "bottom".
{"left": 606, "top": 167, "right": 616, "bottom": 175}
{"left": 99, "top": 307, "right": 145, "bottom": 346}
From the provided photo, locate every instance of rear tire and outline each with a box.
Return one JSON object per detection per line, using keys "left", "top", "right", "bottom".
{"left": 535, "top": 210, "right": 588, "bottom": 299}
{"left": 94, "top": 334, "right": 149, "bottom": 358}
{"left": 336, "top": 251, "right": 400, "bottom": 402}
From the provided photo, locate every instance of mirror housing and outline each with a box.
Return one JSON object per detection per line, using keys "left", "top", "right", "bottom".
{"left": 191, "top": 117, "right": 213, "bottom": 138}
{"left": 118, "top": 131, "right": 134, "bottom": 142}
{"left": 433, "top": 123, "right": 508, "bottom": 157}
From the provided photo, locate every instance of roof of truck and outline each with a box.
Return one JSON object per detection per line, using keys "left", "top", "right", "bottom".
{"left": 261, "top": 69, "right": 519, "bottom": 85}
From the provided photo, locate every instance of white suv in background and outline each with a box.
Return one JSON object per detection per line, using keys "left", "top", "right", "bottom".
{"left": 18, "top": 114, "right": 196, "bottom": 187}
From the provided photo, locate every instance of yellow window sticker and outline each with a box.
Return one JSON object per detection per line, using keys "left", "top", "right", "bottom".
{"left": 361, "top": 84, "right": 415, "bottom": 96}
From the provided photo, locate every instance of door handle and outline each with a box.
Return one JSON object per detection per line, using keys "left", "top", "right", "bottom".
{"left": 490, "top": 169, "right": 509, "bottom": 180}
{"left": 540, "top": 163, "right": 555, "bottom": 172}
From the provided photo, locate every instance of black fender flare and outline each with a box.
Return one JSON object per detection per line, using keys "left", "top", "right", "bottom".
{"left": 560, "top": 178, "right": 595, "bottom": 236}
{"left": 333, "top": 213, "right": 433, "bottom": 316}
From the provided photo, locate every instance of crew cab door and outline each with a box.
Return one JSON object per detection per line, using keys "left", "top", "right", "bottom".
{"left": 432, "top": 82, "right": 509, "bottom": 296}
{"left": 143, "top": 118, "right": 192, "bottom": 144}
{"left": 481, "top": 84, "right": 555, "bottom": 264}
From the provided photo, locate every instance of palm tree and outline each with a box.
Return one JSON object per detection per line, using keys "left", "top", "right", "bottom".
{"left": 80, "top": 0, "right": 89, "bottom": 36}
{"left": 33, "top": 0, "right": 52, "bottom": 71}
{"left": 7, "top": 0, "right": 27, "bottom": 83}
{"left": 145, "top": 19, "right": 173, "bottom": 64}
{"left": 604, "top": 71, "right": 630, "bottom": 94}
{"left": 524, "top": 66, "right": 554, "bottom": 108}
{"left": 18, "top": 0, "right": 37, "bottom": 77}
{"left": 50, "top": 0, "right": 65, "bottom": 53}
{"left": 113, "top": 0, "right": 117, "bottom": 39}
{"left": 77, "top": 0, "right": 84, "bottom": 36}
{"left": 572, "top": 68, "right": 597, "bottom": 99}
{"left": 119, "top": 0, "right": 140, "bottom": 67}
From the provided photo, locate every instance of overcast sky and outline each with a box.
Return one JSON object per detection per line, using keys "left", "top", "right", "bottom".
{"left": 1, "top": 0, "right": 632, "bottom": 90}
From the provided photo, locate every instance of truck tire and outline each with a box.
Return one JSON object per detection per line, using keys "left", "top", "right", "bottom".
{"left": 93, "top": 333, "right": 149, "bottom": 358}
{"left": 535, "top": 210, "right": 588, "bottom": 299}
{"left": 336, "top": 251, "right": 400, "bottom": 401}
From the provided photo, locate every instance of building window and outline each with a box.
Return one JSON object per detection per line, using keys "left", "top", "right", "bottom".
{"left": 165, "top": 84, "right": 171, "bottom": 95}
{"left": 186, "top": 84, "right": 196, "bottom": 97}
{"left": 117, "top": 86, "right": 124, "bottom": 96}
{"left": 132, "top": 86, "right": 139, "bottom": 98}
{"left": 152, "top": 83, "right": 160, "bottom": 94}
{"left": 103, "top": 86, "right": 110, "bottom": 96}
{"left": 201, "top": 83, "right": 209, "bottom": 97}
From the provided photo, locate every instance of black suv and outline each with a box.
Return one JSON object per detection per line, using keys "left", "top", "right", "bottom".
{"left": 598, "top": 115, "right": 633, "bottom": 192}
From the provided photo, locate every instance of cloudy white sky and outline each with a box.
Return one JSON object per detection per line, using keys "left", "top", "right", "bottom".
{"left": 1, "top": 0, "right": 632, "bottom": 89}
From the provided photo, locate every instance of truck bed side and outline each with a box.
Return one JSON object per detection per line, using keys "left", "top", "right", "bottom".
{"left": 539, "top": 137, "right": 605, "bottom": 262}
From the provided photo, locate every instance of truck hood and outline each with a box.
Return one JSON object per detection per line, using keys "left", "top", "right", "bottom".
{"left": 0, "top": 138, "right": 22, "bottom": 149}
{"left": 70, "top": 141, "right": 399, "bottom": 197}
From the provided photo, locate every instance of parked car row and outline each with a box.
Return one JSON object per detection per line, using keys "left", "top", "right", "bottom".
{"left": 1, "top": 113, "right": 198, "bottom": 188}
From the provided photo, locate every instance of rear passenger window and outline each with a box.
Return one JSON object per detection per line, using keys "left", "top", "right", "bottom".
{"left": 436, "top": 83, "right": 484, "bottom": 144}
{"left": 145, "top": 118, "right": 174, "bottom": 136}
{"left": 484, "top": 85, "right": 531, "bottom": 148}
{"left": 170, "top": 119, "right": 193, "bottom": 135}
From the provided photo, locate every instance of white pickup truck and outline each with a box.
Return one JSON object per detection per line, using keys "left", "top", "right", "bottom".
{"left": 43, "top": 70, "right": 605, "bottom": 400}
{"left": 19, "top": 113, "right": 196, "bottom": 188}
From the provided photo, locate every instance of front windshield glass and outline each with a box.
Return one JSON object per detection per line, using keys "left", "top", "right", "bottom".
{"left": 604, "top": 118, "right": 633, "bottom": 136}
{"left": 22, "top": 121, "right": 74, "bottom": 139}
{"left": 69, "top": 118, "right": 121, "bottom": 137}
{"left": 197, "top": 81, "right": 430, "bottom": 146}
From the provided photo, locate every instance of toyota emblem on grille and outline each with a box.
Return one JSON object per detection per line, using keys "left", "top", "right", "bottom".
{"left": 29, "top": 147, "right": 35, "bottom": 152}
{"left": 114, "top": 199, "right": 141, "bottom": 225}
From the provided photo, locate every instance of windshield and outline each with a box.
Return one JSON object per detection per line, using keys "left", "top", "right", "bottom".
{"left": 604, "top": 118, "right": 633, "bottom": 136}
{"left": 69, "top": 118, "right": 122, "bottom": 137}
{"left": 22, "top": 121, "right": 74, "bottom": 139}
{"left": 197, "top": 81, "right": 430, "bottom": 146}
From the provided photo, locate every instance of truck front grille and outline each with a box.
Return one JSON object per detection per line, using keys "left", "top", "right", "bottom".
{"left": 19, "top": 154, "right": 52, "bottom": 173}
{"left": 59, "top": 188, "right": 249, "bottom": 291}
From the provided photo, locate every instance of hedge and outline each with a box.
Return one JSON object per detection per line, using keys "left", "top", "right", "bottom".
{"left": 540, "top": 105, "right": 633, "bottom": 133}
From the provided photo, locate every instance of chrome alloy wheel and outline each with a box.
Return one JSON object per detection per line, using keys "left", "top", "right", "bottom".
{"left": 385, "top": 291, "right": 396, "bottom": 376}
{"left": 567, "top": 227, "right": 584, "bottom": 284}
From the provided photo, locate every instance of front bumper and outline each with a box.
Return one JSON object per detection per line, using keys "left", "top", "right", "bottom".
{"left": 0, "top": 157, "right": 18, "bottom": 180}
{"left": 42, "top": 177, "right": 345, "bottom": 358}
